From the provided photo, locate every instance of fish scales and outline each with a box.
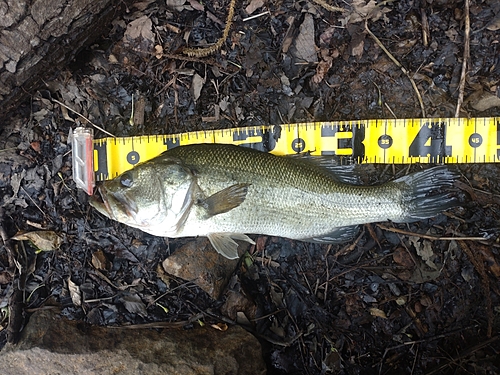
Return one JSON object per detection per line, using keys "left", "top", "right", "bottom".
{"left": 165, "top": 144, "right": 405, "bottom": 238}
{"left": 90, "top": 143, "right": 457, "bottom": 259}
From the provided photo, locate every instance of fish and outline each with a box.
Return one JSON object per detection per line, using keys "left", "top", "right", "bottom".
{"left": 90, "top": 143, "right": 457, "bottom": 259}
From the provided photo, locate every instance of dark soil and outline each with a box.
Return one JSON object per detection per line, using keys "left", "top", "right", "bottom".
{"left": 1, "top": 0, "right": 500, "bottom": 374}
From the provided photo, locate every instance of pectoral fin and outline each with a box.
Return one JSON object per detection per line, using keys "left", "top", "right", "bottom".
{"left": 207, "top": 232, "right": 255, "bottom": 259}
{"left": 198, "top": 183, "right": 250, "bottom": 216}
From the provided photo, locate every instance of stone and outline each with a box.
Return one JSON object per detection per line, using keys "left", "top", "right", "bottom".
{"left": 0, "top": 309, "right": 266, "bottom": 375}
{"left": 162, "top": 238, "right": 250, "bottom": 299}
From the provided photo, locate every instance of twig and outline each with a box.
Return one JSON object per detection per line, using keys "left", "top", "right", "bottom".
{"left": 365, "top": 21, "right": 426, "bottom": 117}
{"left": 454, "top": 0, "right": 470, "bottom": 117}
{"left": 243, "top": 11, "right": 270, "bottom": 22}
{"left": 420, "top": 7, "right": 429, "bottom": 47}
{"left": 324, "top": 244, "right": 332, "bottom": 304}
{"left": 52, "top": 99, "right": 116, "bottom": 138}
{"left": 376, "top": 224, "right": 489, "bottom": 242}
{"left": 425, "top": 335, "right": 498, "bottom": 374}
{"left": 311, "top": 0, "right": 346, "bottom": 13}
{"left": 379, "top": 325, "right": 482, "bottom": 373}
{"left": 458, "top": 241, "right": 493, "bottom": 338}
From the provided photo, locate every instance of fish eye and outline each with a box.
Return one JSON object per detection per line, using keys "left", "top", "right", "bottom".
{"left": 120, "top": 172, "right": 134, "bottom": 188}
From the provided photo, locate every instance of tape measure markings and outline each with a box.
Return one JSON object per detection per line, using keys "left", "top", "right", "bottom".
{"left": 93, "top": 117, "right": 500, "bottom": 181}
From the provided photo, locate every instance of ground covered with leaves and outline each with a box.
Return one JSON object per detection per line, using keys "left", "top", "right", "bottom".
{"left": 1, "top": 0, "right": 500, "bottom": 374}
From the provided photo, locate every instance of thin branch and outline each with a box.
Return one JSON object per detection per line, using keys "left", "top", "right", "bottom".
{"left": 52, "top": 99, "right": 116, "bottom": 138}
{"left": 376, "top": 224, "right": 489, "bottom": 242}
{"left": 454, "top": 0, "right": 470, "bottom": 117}
{"left": 365, "top": 21, "right": 426, "bottom": 117}
{"left": 311, "top": 0, "right": 346, "bottom": 13}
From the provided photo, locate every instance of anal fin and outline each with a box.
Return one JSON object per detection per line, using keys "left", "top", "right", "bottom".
{"left": 207, "top": 232, "right": 255, "bottom": 259}
{"left": 301, "top": 225, "right": 359, "bottom": 244}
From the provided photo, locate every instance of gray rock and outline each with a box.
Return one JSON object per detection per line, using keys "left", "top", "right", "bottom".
{"left": 0, "top": 309, "right": 266, "bottom": 375}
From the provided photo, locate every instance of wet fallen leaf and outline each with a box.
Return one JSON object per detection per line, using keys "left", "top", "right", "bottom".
{"left": 270, "top": 318, "right": 285, "bottom": 337}
{"left": 392, "top": 247, "right": 415, "bottom": 268}
{"left": 121, "top": 293, "right": 147, "bottom": 317}
{"left": 12, "top": 231, "right": 63, "bottom": 252}
{"left": 369, "top": 307, "right": 387, "bottom": 319}
{"left": 485, "top": 12, "right": 500, "bottom": 31}
{"left": 347, "top": 23, "right": 366, "bottom": 58}
{"left": 409, "top": 265, "right": 441, "bottom": 283}
{"left": 91, "top": 250, "right": 111, "bottom": 271}
{"left": 478, "top": 245, "right": 500, "bottom": 278}
{"left": 68, "top": 278, "right": 82, "bottom": 306}
{"left": 0, "top": 271, "right": 12, "bottom": 285}
{"left": 396, "top": 297, "right": 406, "bottom": 306}
{"left": 188, "top": 0, "right": 204, "bottom": 11}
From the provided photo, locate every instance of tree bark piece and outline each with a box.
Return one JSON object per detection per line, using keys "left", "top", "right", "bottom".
{"left": 0, "top": 0, "right": 133, "bottom": 122}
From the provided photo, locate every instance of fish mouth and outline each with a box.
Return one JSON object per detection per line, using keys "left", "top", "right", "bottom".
{"left": 90, "top": 186, "right": 139, "bottom": 222}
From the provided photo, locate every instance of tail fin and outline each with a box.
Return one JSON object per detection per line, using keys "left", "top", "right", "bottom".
{"left": 393, "top": 166, "right": 458, "bottom": 222}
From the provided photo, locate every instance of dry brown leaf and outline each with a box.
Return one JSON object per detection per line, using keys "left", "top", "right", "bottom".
{"left": 409, "top": 236, "right": 438, "bottom": 270}
{"left": 369, "top": 307, "right": 387, "bottom": 319}
{"left": 124, "top": 15, "right": 154, "bottom": 44}
{"left": 91, "top": 250, "right": 111, "bottom": 271}
{"left": 469, "top": 92, "right": 500, "bottom": 112}
{"left": 479, "top": 246, "right": 500, "bottom": 278}
{"left": 133, "top": 1, "right": 156, "bottom": 11}
{"left": 68, "top": 277, "right": 82, "bottom": 306}
{"left": 245, "top": 0, "right": 264, "bottom": 15}
{"left": 154, "top": 45, "right": 163, "bottom": 59}
{"left": 311, "top": 58, "right": 333, "bottom": 84}
{"left": 191, "top": 73, "right": 205, "bottom": 102}
{"left": 343, "top": 0, "right": 391, "bottom": 25}
{"left": 167, "top": 0, "right": 191, "bottom": 11}
{"left": 292, "top": 13, "right": 318, "bottom": 64}
{"left": 392, "top": 247, "right": 415, "bottom": 268}
{"left": 12, "top": 231, "right": 63, "bottom": 252}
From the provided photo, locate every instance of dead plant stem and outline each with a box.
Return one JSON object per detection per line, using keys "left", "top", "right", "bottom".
{"left": 454, "top": 0, "right": 470, "bottom": 117}
{"left": 365, "top": 21, "right": 426, "bottom": 117}
{"left": 52, "top": 99, "right": 116, "bottom": 138}
{"left": 376, "top": 224, "right": 488, "bottom": 242}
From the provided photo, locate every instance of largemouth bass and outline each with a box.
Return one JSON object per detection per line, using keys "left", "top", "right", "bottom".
{"left": 90, "top": 144, "right": 456, "bottom": 259}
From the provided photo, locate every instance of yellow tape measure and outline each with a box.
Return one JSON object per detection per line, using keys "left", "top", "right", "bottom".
{"left": 92, "top": 117, "right": 499, "bottom": 182}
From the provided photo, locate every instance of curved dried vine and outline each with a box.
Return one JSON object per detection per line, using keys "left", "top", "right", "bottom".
{"left": 182, "top": 0, "right": 236, "bottom": 58}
